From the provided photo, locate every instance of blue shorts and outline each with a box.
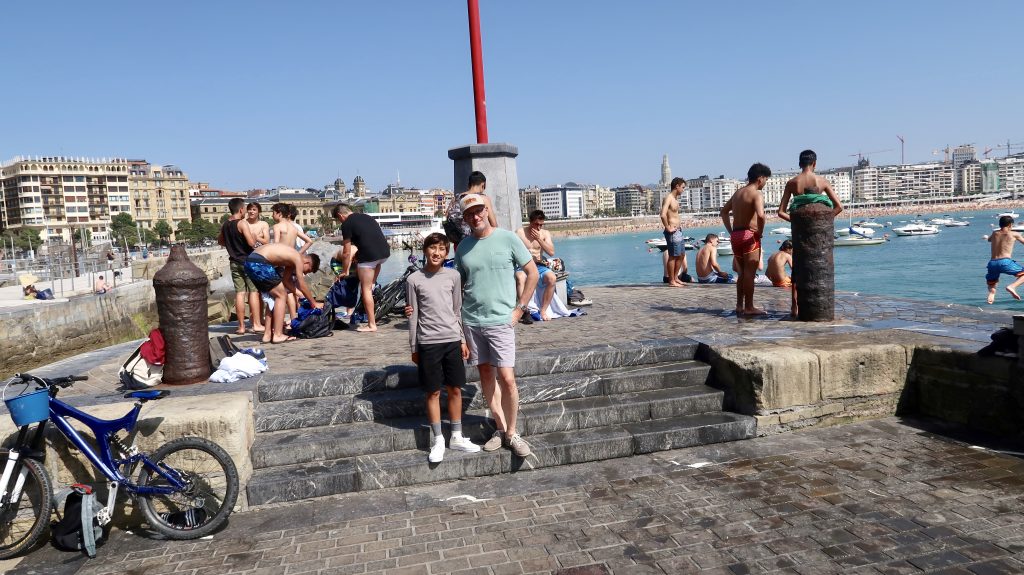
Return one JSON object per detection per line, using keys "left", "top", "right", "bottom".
{"left": 664, "top": 229, "right": 685, "bottom": 257}
{"left": 244, "top": 253, "right": 284, "bottom": 293}
{"left": 986, "top": 258, "right": 1024, "bottom": 285}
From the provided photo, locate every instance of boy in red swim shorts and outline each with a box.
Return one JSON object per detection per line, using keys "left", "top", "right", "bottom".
{"left": 721, "top": 163, "right": 772, "bottom": 316}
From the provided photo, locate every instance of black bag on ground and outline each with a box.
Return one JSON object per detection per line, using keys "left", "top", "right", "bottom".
{"left": 209, "top": 334, "right": 242, "bottom": 370}
{"left": 294, "top": 300, "right": 335, "bottom": 339}
{"left": 52, "top": 485, "right": 106, "bottom": 557}
{"left": 978, "top": 327, "right": 1018, "bottom": 357}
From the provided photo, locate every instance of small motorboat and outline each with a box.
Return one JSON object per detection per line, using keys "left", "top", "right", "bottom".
{"left": 645, "top": 237, "right": 699, "bottom": 252}
{"left": 770, "top": 226, "right": 792, "bottom": 236}
{"left": 836, "top": 225, "right": 876, "bottom": 237}
{"left": 892, "top": 221, "right": 940, "bottom": 236}
{"left": 997, "top": 211, "right": 1020, "bottom": 219}
{"left": 1011, "top": 224, "right": 1024, "bottom": 232}
{"left": 716, "top": 233, "right": 733, "bottom": 256}
{"left": 834, "top": 234, "right": 887, "bottom": 246}
{"left": 854, "top": 219, "right": 885, "bottom": 228}
{"left": 944, "top": 220, "right": 970, "bottom": 227}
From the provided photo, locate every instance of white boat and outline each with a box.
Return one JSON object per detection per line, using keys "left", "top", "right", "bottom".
{"left": 998, "top": 211, "right": 1020, "bottom": 219}
{"left": 854, "top": 219, "right": 885, "bottom": 228}
{"left": 836, "top": 226, "right": 876, "bottom": 237}
{"left": 645, "top": 237, "right": 699, "bottom": 252}
{"left": 892, "top": 221, "right": 940, "bottom": 236}
{"left": 716, "top": 233, "right": 733, "bottom": 256}
{"left": 944, "top": 220, "right": 970, "bottom": 227}
{"left": 834, "top": 235, "right": 887, "bottom": 246}
{"left": 929, "top": 216, "right": 955, "bottom": 225}
{"left": 1012, "top": 224, "right": 1024, "bottom": 232}
{"left": 769, "top": 226, "right": 792, "bottom": 236}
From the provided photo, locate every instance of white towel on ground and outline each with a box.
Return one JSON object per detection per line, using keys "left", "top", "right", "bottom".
{"left": 210, "top": 353, "right": 268, "bottom": 383}
{"left": 527, "top": 286, "right": 584, "bottom": 319}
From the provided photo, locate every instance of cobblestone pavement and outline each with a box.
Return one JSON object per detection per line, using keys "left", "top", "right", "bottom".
{"left": 11, "top": 418, "right": 1024, "bottom": 574}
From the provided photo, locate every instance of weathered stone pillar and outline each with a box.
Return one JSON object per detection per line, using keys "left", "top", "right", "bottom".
{"left": 790, "top": 203, "right": 835, "bottom": 321}
{"left": 153, "top": 245, "right": 210, "bottom": 384}
{"left": 448, "top": 143, "right": 522, "bottom": 229}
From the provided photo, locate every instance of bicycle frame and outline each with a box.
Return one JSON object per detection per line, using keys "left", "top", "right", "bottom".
{"left": 40, "top": 395, "right": 189, "bottom": 497}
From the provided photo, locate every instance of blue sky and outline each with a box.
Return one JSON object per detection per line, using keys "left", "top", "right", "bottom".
{"left": 2, "top": 1, "right": 1021, "bottom": 191}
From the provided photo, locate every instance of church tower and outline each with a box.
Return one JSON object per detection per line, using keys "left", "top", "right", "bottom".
{"left": 660, "top": 155, "right": 671, "bottom": 187}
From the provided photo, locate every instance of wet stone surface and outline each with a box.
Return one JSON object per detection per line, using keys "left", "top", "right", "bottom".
{"left": 11, "top": 417, "right": 1024, "bottom": 575}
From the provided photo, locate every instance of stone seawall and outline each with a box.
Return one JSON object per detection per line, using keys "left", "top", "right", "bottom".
{"left": 0, "top": 281, "right": 158, "bottom": 379}
{"left": 0, "top": 249, "right": 231, "bottom": 379}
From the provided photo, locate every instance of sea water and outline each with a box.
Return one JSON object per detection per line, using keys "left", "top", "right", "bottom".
{"left": 378, "top": 209, "right": 1024, "bottom": 312}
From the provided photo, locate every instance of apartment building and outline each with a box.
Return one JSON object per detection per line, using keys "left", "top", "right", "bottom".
{"left": 613, "top": 186, "right": 646, "bottom": 216}
{"left": 538, "top": 185, "right": 585, "bottom": 219}
{"left": 0, "top": 156, "right": 131, "bottom": 244}
{"left": 128, "top": 160, "right": 190, "bottom": 239}
{"left": 852, "top": 162, "right": 954, "bottom": 202}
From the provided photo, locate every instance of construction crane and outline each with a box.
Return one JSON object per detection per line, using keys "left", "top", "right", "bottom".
{"left": 848, "top": 149, "right": 893, "bottom": 167}
{"left": 982, "top": 147, "right": 994, "bottom": 158}
{"left": 897, "top": 135, "right": 905, "bottom": 165}
{"left": 995, "top": 140, "right": 1024, "bottom": 157}
{"left": 932, "top": 145, "right": 952, "bottom": 163}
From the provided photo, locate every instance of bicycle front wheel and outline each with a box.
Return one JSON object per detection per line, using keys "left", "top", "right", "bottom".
{"left": 136, "top": 437, "right": 239, "bottom": 540}
{"left": 0, "top": 456, "right": 53, "bottom": 559}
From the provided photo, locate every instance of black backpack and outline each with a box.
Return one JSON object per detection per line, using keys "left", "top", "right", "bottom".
{"left": 294, "top": 300, "right": 335, "bottom": 339}
{"left": 52, "top": 485, "right": 106, "bottom": 557}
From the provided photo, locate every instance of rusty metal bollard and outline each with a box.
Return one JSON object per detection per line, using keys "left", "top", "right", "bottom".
{"left": 791, "top": 202, "right": 835, "bottom": 321}
{"left": 153, "top": 244, "right": 211, "bottom": 384}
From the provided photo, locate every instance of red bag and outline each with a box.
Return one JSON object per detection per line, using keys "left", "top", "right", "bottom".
{"left": 140, "top": 328, "right": 166, "bottom": 366}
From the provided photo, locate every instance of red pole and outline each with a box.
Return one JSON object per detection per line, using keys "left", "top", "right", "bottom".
{"left": 467, "top": 0, "right": 488, "bottom": 144}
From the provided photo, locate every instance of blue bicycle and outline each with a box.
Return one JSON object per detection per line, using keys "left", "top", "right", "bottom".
{"left": 0, "top": 373, "right": 239, "bottom": 558}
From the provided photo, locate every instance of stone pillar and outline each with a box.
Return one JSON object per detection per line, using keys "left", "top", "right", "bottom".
{"left": 448, "top": 143, "right": 522, "bottom": 230}
{"left": 790, "top": 203, "right": 835, "bottom": 321}
{"left": 153, "top": 245, "right": 211, "bottom": 385}
{"left": 1015, "top": 315, "right": 1024, "bottom": 375}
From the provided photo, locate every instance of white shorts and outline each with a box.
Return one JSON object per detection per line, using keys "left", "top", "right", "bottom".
{"left": 464, "top": 324, "right": 516, "bottom": 368}
{"left": 356, "top": 257, "right": 388, "bottom": 270}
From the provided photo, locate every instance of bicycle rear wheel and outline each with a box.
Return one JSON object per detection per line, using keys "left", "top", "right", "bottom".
{"left": 374, "top": 282, "right": 405, "bottom": 320}
{"left": 136, "top": 437, "right": 239, "bottom": 540}
{"left": 0, "top": 456, "right": 52, "bottom": 559}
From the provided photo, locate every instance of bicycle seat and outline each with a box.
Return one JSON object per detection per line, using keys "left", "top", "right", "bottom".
{"left": 124, "top": 390, "right": 169, "bottom": 401}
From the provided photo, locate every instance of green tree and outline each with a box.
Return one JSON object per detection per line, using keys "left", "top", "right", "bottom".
{"left": 196, "top": 219, "right": 221, "bottom": 241}
{"left": 175, "top": 220, "right": 195, "bottom": 242}
{"left": 1, "top": 228, "right": 43, "bottom": 252}
{"left": 110, "top": 213, "right": 139, "bottom": 247}
{"left": 153, "top": 220, "right": 172, "bottom": 244}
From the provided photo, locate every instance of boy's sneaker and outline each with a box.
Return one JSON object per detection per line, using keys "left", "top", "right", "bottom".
{"left": 506, "top": 433, "right": 532, "bottom": 457}
{"left": 449, "top": 434, "right": 481, "bottom": 453}
{"left": 482, "top": 431, "right": 504, "bottom": 452}
{"left": 428, "top": 436, "right": 445, "bottom": 463}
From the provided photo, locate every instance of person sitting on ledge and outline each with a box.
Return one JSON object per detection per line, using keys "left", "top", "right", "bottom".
{"left": 515, "top": 209, "right": 558, "bottom": 322}
{"left": 243, "top": 243, "right": 322, "bottom": 344}
{"left": 94, "top": 275, "right": 109, "bottom": 295}
{"left": 695, "top": 234, "right": 734, "bottom": 284}
{"left": 767, "top": 240, "right": 794, "bottom": 288}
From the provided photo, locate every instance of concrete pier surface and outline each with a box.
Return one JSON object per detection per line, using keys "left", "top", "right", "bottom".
{"left": 3, "top": 284, "right": 1023, "bottom": 574}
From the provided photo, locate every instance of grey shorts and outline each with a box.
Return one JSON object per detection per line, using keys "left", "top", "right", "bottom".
{"left": 464, "top": 324, "right": 516, "bottom": 368}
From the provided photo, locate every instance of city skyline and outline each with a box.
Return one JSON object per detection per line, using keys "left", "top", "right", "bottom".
{"left": 1, "top": 1, "right": 1022, "bottom": 191}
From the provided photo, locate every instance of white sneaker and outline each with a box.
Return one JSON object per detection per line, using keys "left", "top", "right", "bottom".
{"left": 428, "top": 436, "right": 445, "bottom": 463}
{"left": 449, "top": 434, "right": 481, "bottom": 453}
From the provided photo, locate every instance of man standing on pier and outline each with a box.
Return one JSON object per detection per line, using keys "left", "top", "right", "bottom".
{"left": 721, "top": 164, "right": 771, "bottom": 316}
{"left": 456, "top": 193, "right": 538, "bottom": 458}
{"left": 660, "top": 178, "right": 688, "bottom": 287}
{"left": 333, "top": 204, "right": 390, "bottom": 332}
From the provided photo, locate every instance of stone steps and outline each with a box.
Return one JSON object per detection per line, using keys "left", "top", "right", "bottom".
{"left": 253, "top": 361, "right": 711, "bottom": 433}
{"left": 255, "top": 337, "right": 701, "bottom": 402}
{"left": 245, "top": 337, "right": 757, "bottom": 507}
{"left": 246, "top": 411, "right": 755, "bottom": 506}
{"left": 251, "top": 384, "right": 727, "bottom": 469}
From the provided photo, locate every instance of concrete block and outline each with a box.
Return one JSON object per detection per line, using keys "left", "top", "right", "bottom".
{"left": 802, "top": 339, "right": 909, "bottom": 400}
{"left": 449, "top": 143, "right": 522, "bottom": 231}
{"left": 778, "top": 410, "right": 805, "bottom": 424}
{"left": 702, "top": 343, "right": 821, "bottom": 413}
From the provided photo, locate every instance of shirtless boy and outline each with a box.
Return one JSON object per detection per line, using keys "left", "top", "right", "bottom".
{"left": 515, "top": 210, "right": 558, "bottom": 321}
{"left": 985, "top": 215, "right": 1024, "bottom": 304}
{"left": 243, "top": 243, "right": 322, "bottom": 344}
{"left": 660, "top": 178, "right": 688, "bottom": 287}
{"left": 695, "top": 234, "right": 732, "bottom": 284}
{"left": 767, "top": 240, "right": 793, "bottom": 288}
{"left": 721, "top": 163, "right": 771, "bottom": 316}
{"left": 777, "top": 150, "right": 843, "bottom": 222}
{"left": 246, "top": 202, "right": 270, "bottom": 247}
{"left": 271, "top": 203, "right": 311, "bottom": 254}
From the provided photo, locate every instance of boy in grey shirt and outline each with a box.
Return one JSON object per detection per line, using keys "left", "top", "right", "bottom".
{"left": 406, "top": 233, "right": 481, "bottom": 462}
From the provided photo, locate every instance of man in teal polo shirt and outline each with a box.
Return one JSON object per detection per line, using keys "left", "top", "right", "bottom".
{"left": 456, "top": 193, "right": 539, "bottom": 458}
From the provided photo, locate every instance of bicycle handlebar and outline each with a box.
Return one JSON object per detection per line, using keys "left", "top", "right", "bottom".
{"left": 14, "top": 373, "right": 87, "bottom": 390}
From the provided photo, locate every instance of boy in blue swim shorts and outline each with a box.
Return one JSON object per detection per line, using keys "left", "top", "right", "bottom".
{"left": 985, "top": 215, "right": 1024, "bottom": 304}
{"left": 244, "top": 243, "right": 321, "bottom": 343}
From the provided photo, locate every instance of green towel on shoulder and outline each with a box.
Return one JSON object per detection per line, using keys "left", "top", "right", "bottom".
{"left": 790, "top": 193, "right": 833, "bottom": 211}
